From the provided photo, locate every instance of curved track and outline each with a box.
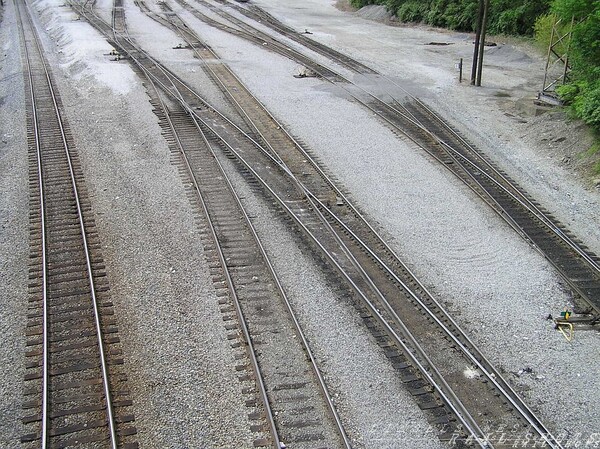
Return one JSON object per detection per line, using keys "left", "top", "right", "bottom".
{"left": 102, "top": 3, "right": 353, "bottom": 448}
{"left": 194, "top": 0, "right": 600, "bottom": 318}
{"left": 16, "top": 0, "right": 137, "bottom": 447}
{"left": 68, "top": 2, "right": 571, "bottom": 447}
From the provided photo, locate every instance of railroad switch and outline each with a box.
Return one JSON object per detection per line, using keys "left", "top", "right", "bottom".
{"left": 548, "top": 308, "right": 599, "bottom": 342}
{"left": 104, "top": 49, "right": 123, "bottom": 61}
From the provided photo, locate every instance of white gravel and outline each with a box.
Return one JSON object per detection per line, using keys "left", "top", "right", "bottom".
{"left": 2, "top": 0, "right": 599, "bottom": 447}
{"left": 0, "top": 1, "right": 29, "bottom": 446}
{"left": 193, "top": 0, "right": 600, "bottom": 445}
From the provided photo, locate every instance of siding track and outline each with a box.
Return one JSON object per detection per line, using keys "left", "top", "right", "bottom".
{"left": 100, "top": 3, "right": 352, "bottom": 448}
{"left": 155, "top": 90, "right": 351, "bottom": 449}
{"left": 190, "top": 0, "right": 600, "bottom": 319}
{"left": 68, "top": 1, "right": 575, "bottom": 447}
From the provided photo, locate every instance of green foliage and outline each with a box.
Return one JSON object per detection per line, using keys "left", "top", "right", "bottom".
{"left": 534, "top": 13, "right": 568, "bottom": 52}
{"left": 547, "top": 0, "right": 600, "bottom": 133}
{"left": 349, "top": 0, "right": 551, "bottom": 34}
{"left": 551, "top": 0, "right": 596, "bottom": 20}
{"left": 393, "top": 1, "right": 428, "bottom": 23}
{"left": 443, "top": 2, "right": 479, "bottom": 30}
{"left": 349, "top": 0, "right": 377, "bottom": 8}
{"left": 581, "top": 141, "right": 600, "bottom": 175}
{"left": 488, "top": 1, "right": 552, "bottom": 35}
{"left": 556, "top": 82, "right": 582, "bottom": 103}
{"left": 573, "top": 82, "right": 600, "bottom": 129}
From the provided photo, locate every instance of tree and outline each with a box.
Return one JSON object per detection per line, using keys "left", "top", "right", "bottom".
{"left": 550, "top": 0, "right": 600, "bottom": 131}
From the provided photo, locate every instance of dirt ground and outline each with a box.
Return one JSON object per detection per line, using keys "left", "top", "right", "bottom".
{"left": 339, "top": 1, "right": 600, "bottom": 186}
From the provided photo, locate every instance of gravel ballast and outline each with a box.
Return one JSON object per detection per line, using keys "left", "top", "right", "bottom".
{"left": 2, "top": 0, "right": 599, "bottom": 447}
{"left": 9, "top": 1, "right": 257, "bottom": 447}
{"left": 190, "top": 0, "right": 600, "bottom": 443}
{"left": 0, "top": 1, "right": 29, "bottom": 446}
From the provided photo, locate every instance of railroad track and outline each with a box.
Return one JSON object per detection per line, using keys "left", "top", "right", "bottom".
{"left": 112, "top": 0, "right": 126, "bottom": 34}
{"left": 184, "top": 0, "right": 600, "bottom": 319}
{"left": 208, "top": 0, "right": 377, "bottom": 75}
{"left": 153, "top": 85, "right": 350, "bottom": 449}
{"left": 136, "top": 1, "right": 338, "bottom": 201}
{"left": 16, "top": 0, "right": 137, "bottom": 447}
{"left": 167, "top": 0, "right": 345, "bottom": 82}
{"left": 70, "top": 2, "right": 570, "bottom": 447}
{"left": 105, "top": 3, "right": 353, "bottom": 448}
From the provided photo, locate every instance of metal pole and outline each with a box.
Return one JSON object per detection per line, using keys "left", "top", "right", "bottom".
{"left": 471, "top": 0, "right": 484, "bottom": 84}
{"left": 475, "top": 0, "right": 490, "bottom": 86}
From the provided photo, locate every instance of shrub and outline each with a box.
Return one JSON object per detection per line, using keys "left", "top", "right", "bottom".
{"left": 395, "top": 1, "right": 428, "bottom": 23}
{"left": 574, "top": 82, "right": 600, "bottom": 129}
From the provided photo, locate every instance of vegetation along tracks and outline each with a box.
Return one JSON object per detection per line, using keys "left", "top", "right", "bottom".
{"left": 16, "top": 0, "right": 137, "bottom": 447}
{"left": 71, "top": 1, "right": 569, "bottom": 446}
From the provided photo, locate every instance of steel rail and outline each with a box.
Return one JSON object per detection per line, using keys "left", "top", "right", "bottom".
{"left": 75, "top": 5, "right": 294, "bottom": 173}
{"left": 16, "top": 1, "right": 119, "bottom": 447}
{"left": 107, "top": 12, "right": 570, "bottom": 444}
{"left": 103, "top": 4, "right": 352, "bottom": 446}
{"left": 393, "top": 95, "right": 600, "bottom": 280}
{"left": 160, "top": 7, "right": 285, "bottom": 159}
{"left": 67, "top": 4, "right": 564, "bottom": 446}
{"left": 198, "top": 0, "right": 376, "bottom": 75}
{"left": 15, "top": 1, "right": 49, "bottom": 444}
{"left": 433, "top": 137, "right": 600, "bottom": 316}
{"left": 126, "top": 36, "right": 354, "bottom": 449}
{"left": 177, "top": 107, "right": 491, "bottom": 448}
{"left": 117, "top": 22, "right": 558, "bottom": 447}
{"left": 146, "top": 75, "right": 282, "bottom": 449}
{"left": 307, "top": 190, "right": 564, "bottom": 449}
{"left": 84, "top": 6, "right": 480, "bottom": 442}
{"left": 165, "top": 88, "right": 353, "bottom": 449}
{"left": 73, "top": 10, "right": 510, "bottom": 443}
{"left": 92, "top": 19, "right": 489, "bottom": 438}
{"left": 157, "top": 16, "right": 559, "bottom": 436}
{"left": 158, "top": 7, "right": 273, "bottom": 142}
{"left": 210, "top": 0, "right": 600, "bottom": 298}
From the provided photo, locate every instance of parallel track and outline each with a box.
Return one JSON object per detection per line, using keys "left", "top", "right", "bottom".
{"left": 209, "top": 0, "right": 377, "bottom": 75}
{"left": 16, "top": 0, "right": 136, "bottom": 447}
{"left": 197, "top": 0, "right": 600, "bottom": 318}
{"left": 106, "top": 3, "right": 352, "bottom": 448}
{"left": 71, "top": 2, "right": 568, "bottom": 447}
{"left": 156, "top": 90, "right": 350, "bottom": 449}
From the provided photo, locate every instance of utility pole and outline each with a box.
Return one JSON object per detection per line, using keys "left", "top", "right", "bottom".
{"left": 471, "top": 0, "right": 490, "bottom": 86}
{"left": 471, "top": 0, "right": 484, "bottom": 85}
{"left": 476, "top": 0, "right": 491, "bottom": 86}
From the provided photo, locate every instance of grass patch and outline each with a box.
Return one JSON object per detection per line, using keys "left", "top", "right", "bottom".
{"left": 584, "top": 141, "right": 600, "bottom": 157}
{"left": 579, "top": 140, "right": 600, "bottom": 176}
